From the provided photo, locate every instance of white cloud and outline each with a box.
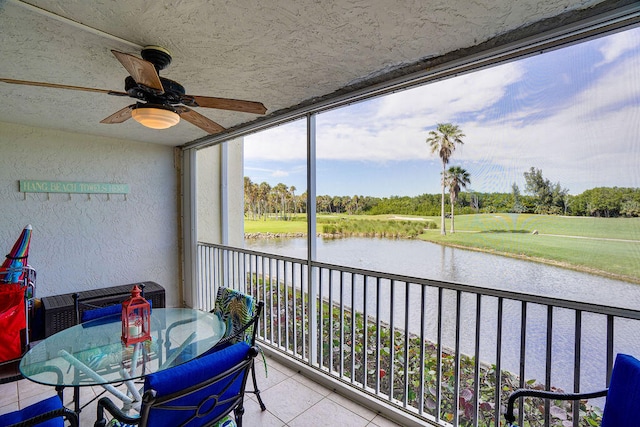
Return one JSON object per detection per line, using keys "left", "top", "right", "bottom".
{"left": 458, "top": 52, "right": 640, "bottom": 192}
{"left": 596, "top": 29, "right": 640, "bottom": 67}
{"left": 375, "top": 62, "right": 525, "bottom": 120}
{"left": 245, "top": 29, "right": 640, "bottom": 194}
{"left": 246, "top": 63, "right": 525, "bottom": 162}
{"left": 244, "top": 120, "right": 307, "bottom": 161}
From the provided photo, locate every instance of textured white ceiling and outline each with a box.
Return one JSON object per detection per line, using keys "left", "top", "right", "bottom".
{"left": 0, "top": 0, "right": 629, "bottom": 146}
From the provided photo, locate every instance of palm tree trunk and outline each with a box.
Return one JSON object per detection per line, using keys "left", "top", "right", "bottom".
{"left": 440, "top": 163, "right": 446, "bottom": 235}
{"left": 450, "top": 199, "right": 455, "bottom": 233}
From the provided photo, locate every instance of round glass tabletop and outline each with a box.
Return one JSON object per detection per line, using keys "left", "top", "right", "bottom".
{"left": 20, "top": 308, "right": 225, "bottom": 387}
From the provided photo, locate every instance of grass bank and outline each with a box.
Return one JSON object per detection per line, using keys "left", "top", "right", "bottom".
{"left": 244, "top": 213, "right": 640, "bottom": 283}
{"left": 420, "top": 213, "right": 640, "bottom": 283}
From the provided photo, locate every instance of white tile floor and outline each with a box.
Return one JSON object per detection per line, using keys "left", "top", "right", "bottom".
{"left": 0, "top": 352, "right": 401, "bottom": 426}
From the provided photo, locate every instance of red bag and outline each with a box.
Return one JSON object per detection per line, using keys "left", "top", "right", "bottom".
{"left": 0, "top": 284, "right": 26, "bottom": 362}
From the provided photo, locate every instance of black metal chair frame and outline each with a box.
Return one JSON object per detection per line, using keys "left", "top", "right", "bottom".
{"left": 163, "top": 299, "right": 266, "bottom": 411}
{"left": 0, "top": 359, "right": 24, "bottom": 384}
{"left": 505, "top": 387, "right": 609, "bottom": 426}
{"left": 71, "top": 289, "right": 140, "bottom": 415}
{"left": 6, "top": 406, "right": 79, "bottom": 427}
{"left": 94, "top": 345, "right": 259, "bottom": 427}
{"left": 4, "top": 366, "right": 77, "bottom": 427}
{"left": 212, "top": 300, "right": 266, "bottom": 411}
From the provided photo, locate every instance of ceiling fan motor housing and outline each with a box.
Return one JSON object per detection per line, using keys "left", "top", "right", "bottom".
{"left": 140, "top": 46, "right": 172, "bottom": 70}
{"left": 124, "top": 76, "right": 186, "bottom": 105}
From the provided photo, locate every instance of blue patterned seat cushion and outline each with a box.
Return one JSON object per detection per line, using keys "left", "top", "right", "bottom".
{"left": 213, "top": 287, "right": 255, "bottom": 344}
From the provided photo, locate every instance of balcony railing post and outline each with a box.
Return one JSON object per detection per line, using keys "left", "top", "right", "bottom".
{"left": 473, "top": 294, "right": 482, "bottom": 426}
{"left": 573, "top": 310, "right": 583, "bottom": 427}
{"left": 494, "top": 297, "right": 503, "bottom": 426}
{"left": 545, "top": 306, "right": 554, "bottom": 427}
{"left": 518, "top": 301, "right": 528, "bottom": 427}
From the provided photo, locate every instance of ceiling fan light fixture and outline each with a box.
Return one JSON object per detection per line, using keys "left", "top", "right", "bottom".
{"left": 131, "top": 105, "right": 180, "bottom": 129}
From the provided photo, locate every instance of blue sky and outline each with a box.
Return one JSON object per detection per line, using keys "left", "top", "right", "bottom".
{"left": 244, "top": 27, "right": 640, "bottom": 198}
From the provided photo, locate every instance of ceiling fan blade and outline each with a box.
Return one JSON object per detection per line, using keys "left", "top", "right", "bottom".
{"left": 189, "top": 95, "right": 267, "bottom": 115}
{"left": 100, "top": 105, "right": 134, "bottom": 124}
{"left": 111, "top": 50, "right": 164, "bottom": 93}
{"left": 176, "top": 106, "right": 225, "bottom": 134}
{"left": 0, "top": 78, "right": 127, "bottom": 95}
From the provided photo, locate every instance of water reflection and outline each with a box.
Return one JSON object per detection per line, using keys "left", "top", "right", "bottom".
{"left": 246, "top": 237, "right": 640, "bottom": 308}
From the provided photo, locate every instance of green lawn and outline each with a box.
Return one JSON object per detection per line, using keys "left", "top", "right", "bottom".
{"left": 423, "top": 214, "right": 640, "bottom": 282}
{"left": 446, "top": 213, "right": 640, "bottom": 240}
{"left": 245, "top": 213, "right": 640, "bottom": 283}
{"left": 245, "top": 216, "right": 308, "bottom": 234}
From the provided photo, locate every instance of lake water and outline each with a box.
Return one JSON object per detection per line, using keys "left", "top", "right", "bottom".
{"left": 245, "top": 237, "right": 640, "bottom": 394}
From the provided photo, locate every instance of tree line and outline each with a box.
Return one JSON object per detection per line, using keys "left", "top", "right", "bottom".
{"left": 245, "top": 123, "right": 638, "bottom": 221}
{"left": 244, "top": 176, "right": 640, "bottom": 219}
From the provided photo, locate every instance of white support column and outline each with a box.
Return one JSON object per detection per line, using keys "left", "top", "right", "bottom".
{"left": 221, "top": 141, "right": 229, "bottom": 246}
{"left": 182, "top": 148, "right": 198, "bottom": 308}
{"left": 307, "top": 114, "right": 318, "bottom": 364}
{"left": 220, "top": 141, "right": 231, "bottom": 288}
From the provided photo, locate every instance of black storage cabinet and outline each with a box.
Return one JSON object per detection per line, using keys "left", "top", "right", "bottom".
{"left": 41, "top": 281, "right": 165, "bottom": 337}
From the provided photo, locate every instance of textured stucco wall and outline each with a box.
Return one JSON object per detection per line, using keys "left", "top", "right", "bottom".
{"left": 227, "top": 138, "right": 244, "bottom": 248}
{"left": 0, "top": 122, "right": 180, "bottom": 305}
{"left": 196, "top": 138, "right": 244, "bottom": 246}
{"left": 197, "top": 145, "right": 221, "bottom": 245}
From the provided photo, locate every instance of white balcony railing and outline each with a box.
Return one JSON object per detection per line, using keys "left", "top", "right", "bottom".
{"left": 197, "top": 241, "right": 640, "bottom": 427}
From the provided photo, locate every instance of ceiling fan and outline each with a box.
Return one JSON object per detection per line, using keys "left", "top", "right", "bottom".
{"left": 0, "top": 46, "right": 267, "bottom": 134}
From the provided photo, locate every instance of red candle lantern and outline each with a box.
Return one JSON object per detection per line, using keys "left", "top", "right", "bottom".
{"left": 121, "top": 285, "right": 151, "bottom": 346}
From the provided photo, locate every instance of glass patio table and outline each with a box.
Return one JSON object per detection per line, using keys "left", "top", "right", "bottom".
{"left": 19, "top": 308, "right": 225, "bottom": 417}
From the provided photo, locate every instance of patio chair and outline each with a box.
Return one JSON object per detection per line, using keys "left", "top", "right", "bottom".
{"left": 0, "top": 394, "right": 78, "bottom": 427}
{"left": 162, "top": 287, "right": 266, "bottom": 411}
{"left": 210, "top": 287, "right": 266, "bottom": 411}
{"left": 94, "top": 341, "right": 259, "bottom": 427}
{"left": 74, "top": 285, "right": 149, "bottom": 324}
{"left": 505, "top": 353, "right": 640, "bottom": 426}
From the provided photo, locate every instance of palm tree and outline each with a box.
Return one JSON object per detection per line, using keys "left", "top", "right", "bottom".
{"left": 244, "top": 177, "right": 259, "bottom": 219}
{"left": 257, "top": 182, "right": 271, "bottom": 220}
{"left": 444, "top": 166, "right": 471, "bottom": 233}
{"left": 426, "top": 123, "right": 465, "bottom": 235}
{"left": 289, "top": 186, "right": 297, "bottom": 214}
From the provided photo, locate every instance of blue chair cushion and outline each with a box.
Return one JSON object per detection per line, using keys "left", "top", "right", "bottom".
{"left": 144, "top": 341, "right": 250, "bottom": 426}
{"left": 82, "top": 303, "right": 122, "bottom": 322}
{"left": 601, "top": 353, "right": 640, "bottom": 427}
{"left": 0, "top": 395, "right": 64, "bottom": 427}
{"left": 82, "top": 300, "right": 152, "bottom": 324}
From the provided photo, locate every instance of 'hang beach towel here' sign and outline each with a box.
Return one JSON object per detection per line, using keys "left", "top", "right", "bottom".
{"left": 20, "top": 180, "right": 129, "bottom": 194}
